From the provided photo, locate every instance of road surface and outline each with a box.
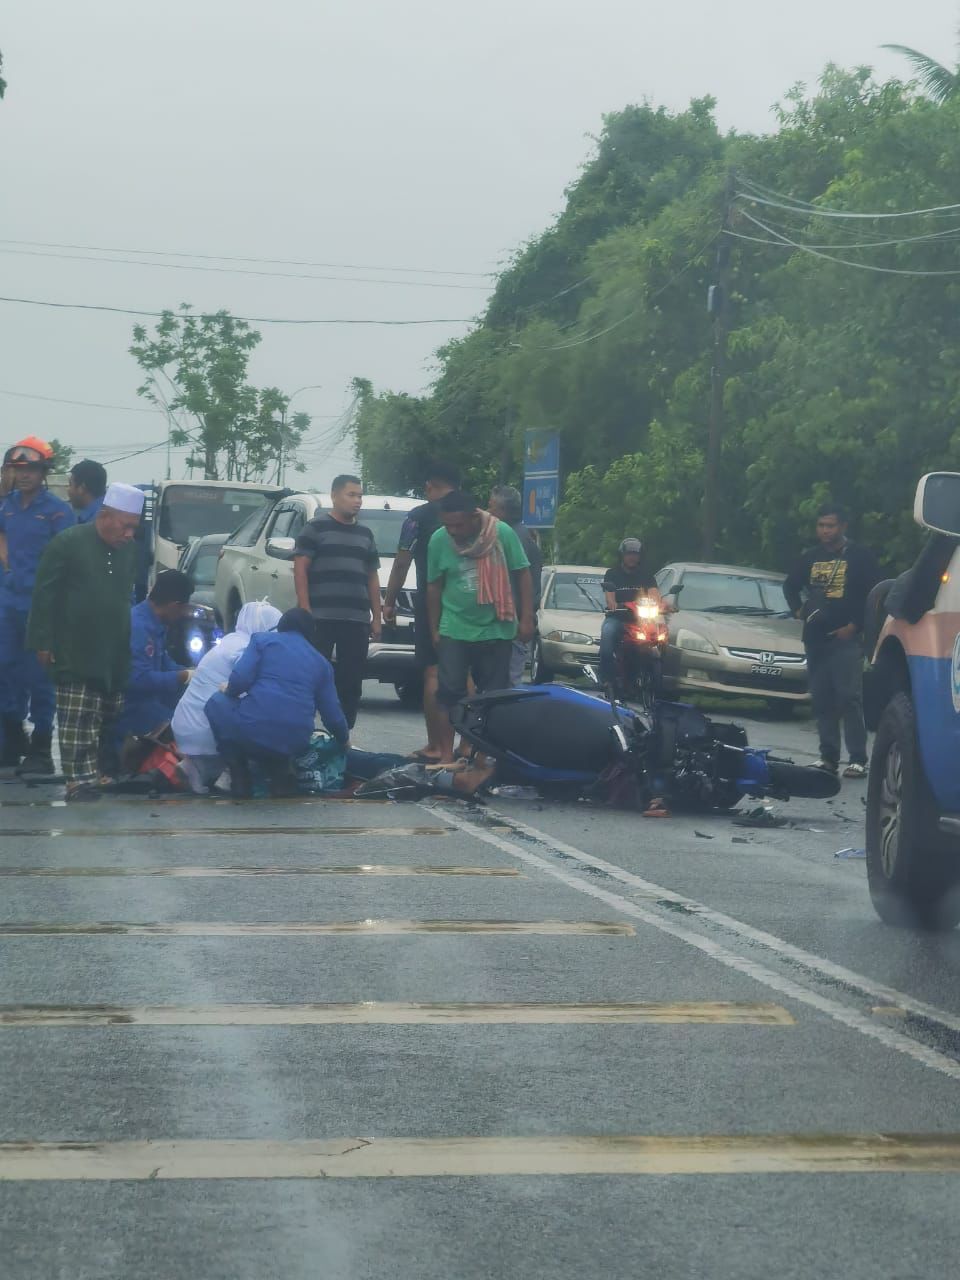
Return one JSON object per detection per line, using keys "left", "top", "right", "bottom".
{"left": 2, "top": 684, "right": 959, "bottom": 1279}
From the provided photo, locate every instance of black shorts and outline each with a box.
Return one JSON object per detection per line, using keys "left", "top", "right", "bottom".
{"left": 414, "top": 608, "right": 438, "bottom": 669}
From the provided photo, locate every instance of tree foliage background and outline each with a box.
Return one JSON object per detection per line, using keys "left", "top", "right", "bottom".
{"left": 131, "top": 306, "right": 310, "bottom": 483}
{"left": 350, "top": 66, "right": 960, "bottom": 572}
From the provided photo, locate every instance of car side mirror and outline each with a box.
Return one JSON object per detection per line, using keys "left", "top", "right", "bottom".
{"left": 266, "top": 536, "right": 296, "bottom": 560}
{"left": 914, "top": 472, "right": 960, "bottom": 536}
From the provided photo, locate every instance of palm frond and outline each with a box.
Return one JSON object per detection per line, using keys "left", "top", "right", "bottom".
{"left": 882, "top": 43, "right": 959, "bottom": 103}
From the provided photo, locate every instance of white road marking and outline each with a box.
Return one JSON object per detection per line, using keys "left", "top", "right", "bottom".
{"left": 454, "top": 807, "right": 960, "bottom": 1036}
{"left": 5, "top": 1134, "right": 960, "bottom": 1179}
{"left": 0, "top": 918, "right": 634, "bottom": 937}
{"left": 432, "top": 807, "right": 960, "bottom": 1082}
{"left": 0, "top": 1000, "right": 795, "bottom": 1027}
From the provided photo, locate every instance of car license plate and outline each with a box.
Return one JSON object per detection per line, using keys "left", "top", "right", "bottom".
{"left": 751, "top": 664, "right": 782, "bottom": 677}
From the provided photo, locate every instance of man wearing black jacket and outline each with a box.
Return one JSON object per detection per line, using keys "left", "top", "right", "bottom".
{"left": 784, "top": 504, "right": 880, "bottom": 779}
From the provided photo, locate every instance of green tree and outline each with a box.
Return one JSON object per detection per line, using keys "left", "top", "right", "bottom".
{"left": 353, "top": 67, "right": 960, "bottom": 574}
{"left": 883, "top": 27, "right": 960, "bottom": 102}
{"left": 130, "top": 305, "right": 309, "bottom": 481}
{"left": 48, "top": 439, "right": 74, "bottom": 473}
{"left": 0, "top": 50, "right": 7, "bottom": 99}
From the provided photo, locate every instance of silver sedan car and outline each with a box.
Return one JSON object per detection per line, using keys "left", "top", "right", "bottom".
{"left": 656, "top": 562, "right": 808, "bottom": 709}
{"left": 532, "top": 565, "right": 607, "bottom": 682}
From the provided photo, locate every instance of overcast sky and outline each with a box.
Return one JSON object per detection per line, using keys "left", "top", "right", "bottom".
{"left": 1, "top": 0, "right": 955, "bottom": 489}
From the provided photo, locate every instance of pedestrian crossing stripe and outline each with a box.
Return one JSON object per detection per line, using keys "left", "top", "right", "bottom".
{"left": 0, "top": 865, "right": 519, "bottom": 878}
{"left": 0, "top": 919, "right": 635, "bottom": 936}
{"left": 0, "top": 826, "right": 449, "bottom": 838}
{"left": 2, "top": 1135, "right": 959, "bottom": 1179}
{"left": 0, "top": 1001, "right": 794, "bottom": 1027}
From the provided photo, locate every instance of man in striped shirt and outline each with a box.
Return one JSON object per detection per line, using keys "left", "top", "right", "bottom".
{"left": 293, "top": 475, "right": 382, "bottom": 729}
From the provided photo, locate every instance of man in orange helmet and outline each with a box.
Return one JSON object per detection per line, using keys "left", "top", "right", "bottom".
{"left": 0, "top": 437, "right": 75, "bottom": 771}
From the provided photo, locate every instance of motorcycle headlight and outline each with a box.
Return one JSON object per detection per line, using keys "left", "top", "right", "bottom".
{"left": 545, "top": 630, "right": 593, "bottom": 645}
{"left": 676, "top": 628, "right": 717, "bottom": 654}
{"left": 634, "top": 603, "right": 660, "bottom": 620}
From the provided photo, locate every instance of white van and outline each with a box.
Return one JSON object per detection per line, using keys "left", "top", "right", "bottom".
{"left": 214, "top": 491, "right": 422, "bottom": 704}
{"left": 144, "top": 480, "right": 283, "bottom": 586}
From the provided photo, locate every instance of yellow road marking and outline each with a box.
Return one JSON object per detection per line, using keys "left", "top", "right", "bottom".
{"left": 0, "top": 827, "right": 448, "bottom": 838}
{"left": 872, "top": 1006, "right": 907, "bottom": 1017}
{"left": 0, "top": 1001, "right": 792, "bottom": 1027}
{"left": 0, "top": 919, "right": 634, "bottom": 937}
{"left": 3, "top": 1134, "right": 960, "bottom": 1179}
{"left": 0, "top": 865, "right": 517, "bottom": 879}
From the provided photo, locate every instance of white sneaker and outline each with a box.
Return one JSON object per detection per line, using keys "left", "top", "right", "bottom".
{"left": 843, "top": 762, "right": 867, "bottom": 779}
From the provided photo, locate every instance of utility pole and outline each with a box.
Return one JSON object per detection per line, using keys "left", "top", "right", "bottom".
{"left": 702, "top": 170, "right": 735, "bottom": 561}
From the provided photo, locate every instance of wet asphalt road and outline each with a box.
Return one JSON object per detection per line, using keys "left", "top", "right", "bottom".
{"left": 2, "top": 683, "right": 960, "bottom": 1279}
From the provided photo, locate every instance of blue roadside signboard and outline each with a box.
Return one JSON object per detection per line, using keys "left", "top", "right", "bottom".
{"left": 522, "top": 429, "right": 560, "bottom": 528}
{"left": 522, "top": 475, "right": 559, "bottom": 528}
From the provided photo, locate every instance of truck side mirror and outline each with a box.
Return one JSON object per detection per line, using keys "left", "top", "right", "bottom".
{"left": 265, "top": 536, "right": 296, "bottom": 560}
{"left": 914, "top": 472, "right": 960, "bottom": 536}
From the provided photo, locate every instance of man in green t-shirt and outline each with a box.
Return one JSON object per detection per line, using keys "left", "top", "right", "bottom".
{"left": 426, "top": 490, "right": 533, "bottom": 762}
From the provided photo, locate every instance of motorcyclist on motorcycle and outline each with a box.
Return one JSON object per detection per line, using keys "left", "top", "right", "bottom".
{"left": 598, "top": 537, "right": 663, "bottom": 689}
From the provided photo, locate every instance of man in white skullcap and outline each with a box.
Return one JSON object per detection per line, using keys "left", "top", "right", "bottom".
{"left": 27, "top": 483, "right": 145, "bottom": 799}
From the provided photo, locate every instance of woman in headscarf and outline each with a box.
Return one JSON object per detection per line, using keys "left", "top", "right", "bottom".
{"left": 204, "top": 607, "right": 349, "bottom": 796}
{"left": 171, "top": 600, "right": 282, "bottom": 791}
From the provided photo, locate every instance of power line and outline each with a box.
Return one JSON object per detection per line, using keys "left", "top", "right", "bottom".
{"left": 0, "top": 387, "right": 164, "bottom": 414}
{"left": 0, "top": 246, "right": 490, "bottom": 291}
{"left": 730, "top": 210, "right": 960, "bottom": 276}
{"left": 735, "top": 179, "right": 960, "bottom": 221}
{"left": 726, "top": 215, "right": 960, "bottom": 252}
{"left": 0, "top": 238, "right": 493, "bottom": 278}
{"left": 511, "top": 229, "right": 720, "bottom": 353}
{"left": 0, "top": 295, "right": 475, "bottom": 326}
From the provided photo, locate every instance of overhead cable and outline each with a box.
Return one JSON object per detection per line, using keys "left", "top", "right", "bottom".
{"left": 0, "top": 296, "right": 475, "bottom": 326}
{"left": 0, "top": 238, "right": 492, "bottom": 278}
{"left": 0, "top": 246, "right": 490, "bottom": 291}
{"left": 730, "top": 210, "right": 960, "bottom": 276}
{"left": 734, "top": 181, "right": 960, "bottom": 221}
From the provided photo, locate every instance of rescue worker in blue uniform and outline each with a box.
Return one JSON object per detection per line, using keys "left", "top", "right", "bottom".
{"left": 0, "top": 437, "right": 75, "bottom": 771}
{"left": 113, "top": 569, "right": 194, "bottom": 749}
{"left": 68, "top": 459, "right": 108, "bottom": 526}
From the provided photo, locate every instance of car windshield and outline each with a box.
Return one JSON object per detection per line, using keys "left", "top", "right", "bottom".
{"left": 358, "top": 508, "right": 409, "bottom": 556}
{"left": 548, "top": 573, "right": 605, "bottom": 612}
{"left": 158, "top": 486, "right": 274, "bottom": 546}
{"left": 677, "top": 571, "right": 789, "bottom": 615}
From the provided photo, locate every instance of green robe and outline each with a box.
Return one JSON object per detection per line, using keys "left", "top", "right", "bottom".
{"left": 26, "top": 523, "right": 139, "bottom": 693}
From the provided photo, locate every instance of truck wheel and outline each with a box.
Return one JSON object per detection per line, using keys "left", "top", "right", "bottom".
{"left": 865, "top": 692, "right": 960, "bottom": 929}
{"left": 227, "top": 594, "right": 242, "bottom": 633}
{"left": 530, "top": 641, "right": 553, "bottom": 684}
{"left": 394, "top": 680, "right": 424, "bottom": 710}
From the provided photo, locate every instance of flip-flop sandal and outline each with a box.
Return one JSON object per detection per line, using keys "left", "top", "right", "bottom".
{"left": 407, "top": 750, "right": 443, "bottom": 763}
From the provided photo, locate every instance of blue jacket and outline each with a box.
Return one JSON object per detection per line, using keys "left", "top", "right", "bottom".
{"left": 75, "top": 497, "right": 104, "bottom": 525}
{"left": 0, "top": 488, "right": 75, "bottom": 610}
{"left": 225, "top": 631, "right": 348, "bottom": 754}
{"left": 126, "top": 599, "right": 185, "bottom": 708}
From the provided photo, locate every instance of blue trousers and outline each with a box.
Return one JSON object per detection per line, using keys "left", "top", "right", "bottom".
{"left": 113, "top": 695, "right": 180, "bottom": 748}
{"left": 0, "top": 602, "right": 55, "bottom": 734}
{"left": 598, "top": 616, "right": 624, "bottom": 687}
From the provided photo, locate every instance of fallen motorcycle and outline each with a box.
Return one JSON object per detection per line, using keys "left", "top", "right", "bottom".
{"left": 450, "top": 682, "right": 839, "bottom": 810}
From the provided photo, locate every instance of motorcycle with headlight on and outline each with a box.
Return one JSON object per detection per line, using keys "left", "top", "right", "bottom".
{"left": 608, "top": 594, "right": 669, "bottom": 709}
{"left": 166, "top": 604, "right": 224, "bottom": 667}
